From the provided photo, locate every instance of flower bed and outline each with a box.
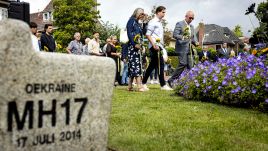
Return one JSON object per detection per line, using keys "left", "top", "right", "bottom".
{"left": 174, "top": 54, "right": 268, "bottom": 112}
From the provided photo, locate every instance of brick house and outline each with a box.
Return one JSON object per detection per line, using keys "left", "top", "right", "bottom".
{"left": 168, "top": 23, "right": 243, "bottom": 52}
{"left": 30, "top": 0, "right": 53, "bottom": 31}
{"left": 0, "top": 0, "right": 9, "bottom": 21}
{"left": 30, "top": 0, "right": 98, "bottom": 32}
{"left": 196, "top": 23, "right": 243, "bottom": 51}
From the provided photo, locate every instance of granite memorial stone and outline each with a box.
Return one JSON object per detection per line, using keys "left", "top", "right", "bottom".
{"left": 0, "top": 19, "right": 115, "bottom": 151}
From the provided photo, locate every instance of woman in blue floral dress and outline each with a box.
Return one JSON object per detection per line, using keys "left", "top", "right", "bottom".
{"left": 126, "top": 8, "right": 146, "bottom": 91}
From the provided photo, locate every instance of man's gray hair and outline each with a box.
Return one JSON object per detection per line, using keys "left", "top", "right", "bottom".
{"left": 74, "top": 32, "right": 80, "bottom": 38}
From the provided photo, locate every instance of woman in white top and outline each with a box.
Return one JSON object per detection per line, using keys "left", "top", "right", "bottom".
{"left": 88, "top": 32, "right": 103, "bottom": 56}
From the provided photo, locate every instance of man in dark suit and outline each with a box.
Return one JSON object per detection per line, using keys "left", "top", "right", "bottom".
{"left": 217, "top": 42, "right": 230, "bottom": 59}
{"left": 198, "top": 46, "right": 211, "bottom": 62}
{"left": 167, "top": 10, "right": 198, "bottom": 88}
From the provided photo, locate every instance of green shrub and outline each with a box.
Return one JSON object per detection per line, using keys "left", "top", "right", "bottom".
{"left": 195, "top": 46, "right": 202, "bottom": 54}
{"left": 165, "top": 47, "right": 177, "bottom": 56}
{"left": 208, "top": 47, "right": 218, "bottom": 61}
{"left": 168, "top": 56, "right": 178, "bottom": 68}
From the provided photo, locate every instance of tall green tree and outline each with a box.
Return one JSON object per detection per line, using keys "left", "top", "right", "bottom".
{"left": 53, "top": 0, "right": 100, "bottom": 47}
{"left": 95, "top": 20, "right": 120, "bottom": 46}
{"left": 233, "top": 25, "right": 243, "bottom": 37}
{"left": 253, "top": 1, "right": 268, "bottom": 41}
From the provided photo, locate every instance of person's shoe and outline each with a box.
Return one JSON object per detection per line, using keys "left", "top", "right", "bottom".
{"left": 137, "top": 87, "right": 145, "bottom": 92}
{"left": 142, "top": 84, "right": 149, "bottom": 91}
{"left": 154, "top": 80, "right": 159, "bottom": 84}
{"left": 161, "top": 85, "right": 173, "bottom": 91}
{"left": 150, "top": 80, "right": 154, "bottom": 84}
{"left": 167, "top": 80, "right": 174, "bottom": 88}
{"left": 127, "top": 87, "right": 134, "bottom": 91}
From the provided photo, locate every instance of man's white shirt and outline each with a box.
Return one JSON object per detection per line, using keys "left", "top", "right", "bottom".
{"left": 31, "top": 34, "right": 40, "bottom": 52}
{"left": 146, "top": 16, "right": 168, "bottom": 62}
{"left": 88, "top": 39, "right": 101, "bottom": 54}
{"left": 146, "top": 16, "right": 164, "bottom": 48}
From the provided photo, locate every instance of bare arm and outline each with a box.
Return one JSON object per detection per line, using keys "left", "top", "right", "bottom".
{"left": 66, "top": 48, "right": 72, "bottom": 54}
{"left": 66, "top": 41, "right": 73, "bottom": 54}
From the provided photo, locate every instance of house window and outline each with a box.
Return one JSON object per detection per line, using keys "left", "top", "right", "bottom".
{"left": 43, "top": 12, "right": 53, "bottom": 21}
{"left": 0, "top": 8, "right": 8, "bottom": 21}
{"left": 224, "top": 33, "right": 230, "bottom": 38}
{"left": 43, "top": 13, "right": 48, "bottom": 21}
{"left": 49, "top": 12, "right": 54, "bottom": 21}
{"left": 216, "top": 45, "right": 221, "bottom": 50}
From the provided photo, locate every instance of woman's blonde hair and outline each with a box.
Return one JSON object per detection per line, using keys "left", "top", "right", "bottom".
{"left": 131, "top": 8, "right": 144, "bottom": 19}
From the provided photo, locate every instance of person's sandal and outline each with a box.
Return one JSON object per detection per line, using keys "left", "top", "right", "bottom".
{"left": 127, "top": 87, "right": 134, "bottom": 91}
{"left": 137, "top": 87, "right": 145, "bottom": 92}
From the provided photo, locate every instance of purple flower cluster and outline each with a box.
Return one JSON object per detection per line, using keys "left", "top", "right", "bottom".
{"left": 175, "top": 54, "right": 268, "bottom": 111}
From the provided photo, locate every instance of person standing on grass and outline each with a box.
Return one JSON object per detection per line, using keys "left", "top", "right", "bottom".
{"left": 106, "top": 35, "right": 121, "bottom": 86}
{"left": 121, "top": 43, "right": 129, "bottom": 86}
{"left": 141, "top": 6, "right": 173, "bottom": 91}
{"left": 167, "top": 10, "right": 199, "bottom": 88}
{"left": 126, "top": 8, "right": 146, "bottom": 92}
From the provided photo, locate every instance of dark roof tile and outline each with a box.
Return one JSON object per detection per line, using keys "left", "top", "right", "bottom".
{"left": 197, "top": 24, "right": 241, "bottom": 46}
{"left": 30, "top": 1, "right": 53, "bottom": 31}
{"left": 42, "top": 0, "right": 53, "bottom": 12}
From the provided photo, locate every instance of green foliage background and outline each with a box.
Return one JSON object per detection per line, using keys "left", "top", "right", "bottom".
{"left": 52, "top": 0, "right": 120, "bottom": 52}
{"left": 253, "top": 0, "right": 268, "bottom": 41}
{"left": 53, "top": 0, "right": 100, "bottom": 47}
{"left": 233, "top": 25, "right": 243, "bottom": 37}
{"left": 95, "top": 21, "right": 120, "bottom": 46}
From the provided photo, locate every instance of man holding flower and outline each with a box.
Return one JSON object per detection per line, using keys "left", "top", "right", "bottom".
{"left": 168, "top": 10, "right": 199, "bottom": 88}
{"left": 141, "top": 6, "right": 173, "bottom": 91}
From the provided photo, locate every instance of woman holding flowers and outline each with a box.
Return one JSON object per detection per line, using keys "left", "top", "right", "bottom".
{"left": 126, "top": 8, "right": 146, "bottom": 91}
{"left": 106, "top": 35, "right": 121, "bottom": 86}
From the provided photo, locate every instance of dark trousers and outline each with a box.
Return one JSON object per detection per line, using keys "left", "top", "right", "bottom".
{"left": 169, "top": 52, "right": 193, "bottom": 82}
{"left": 150, "top": 68, "right": 158, "bottom": 80}
{"left": 142, "top": 47, "right": 166, "bottom": 87}
{"left": 114, "top": 57, "right": 121, "bottom": 84}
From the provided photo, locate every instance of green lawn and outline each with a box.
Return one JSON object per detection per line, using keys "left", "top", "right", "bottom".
{"left": 108, "top": 85, "right": 268, "bottom": 151}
